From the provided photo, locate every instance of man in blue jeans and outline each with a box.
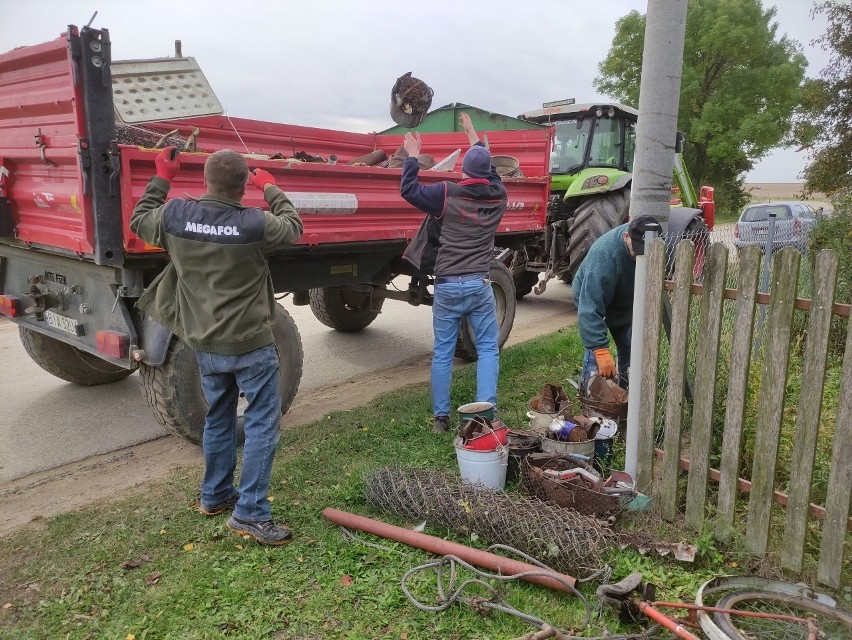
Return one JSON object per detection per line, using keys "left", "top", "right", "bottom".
{"left": 131, "top": 147, "right": 303, "bottom": 545}
{"left": 400, "top": 114, "right": 506, "bottom": 433}
{"left": 572, "top": 215, "right": 662, "bottom": 391}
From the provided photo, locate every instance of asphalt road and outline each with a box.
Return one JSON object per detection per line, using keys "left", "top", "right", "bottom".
{"left": 0, "top": 278, "right": 575, "bottom": 483}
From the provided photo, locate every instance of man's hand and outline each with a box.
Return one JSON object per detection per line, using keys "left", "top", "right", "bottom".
{"left": 249, "top": 168, "right": 276, "bottom": 191}
{"left": 403, "top": 132, "right": 422, "bottom": 158}
{"left": 459, "top": 112, "right": 479, "bottom": 146}
{"left": 155, "top": 146, "right": 180, "bottom": 182}
{"left": 593, "top": 348, "right": 616, "bottom": 378}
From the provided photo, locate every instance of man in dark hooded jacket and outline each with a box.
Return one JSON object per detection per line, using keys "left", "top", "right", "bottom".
{"left": 399, "top": 113, "right": 507, "bottom": 433}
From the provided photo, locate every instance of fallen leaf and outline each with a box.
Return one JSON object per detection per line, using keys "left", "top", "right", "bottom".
{"left": 340, "top": 575, "right": 353, "bottom": 586}
{"left": 145, "top": 572, "right": 161, "bottom": 586}
{"left": 400, "top": 633, "right": 409, "bottom": 640}
{"left": 2, "top": 603, "right": 11, "bottom": 609}
{"left": 126, "top": 635, "right": 135, "bottom": 640}
{"left": 183, "top": 543, "right": 194, "bottom": 552}
{"left": 261, "top": 565, "right": 271, "bottom": 574}
{"left": 159, "top": 529, "right": 167, "bottom": 535}
{"left": 121, "top": 555, "right": 150, "bottom": 570}
{"left": 412, "top": 521, "right": 426, "bottom": 533}
{"left": 26, "top": 583, "right": 40, "bottom": 592}
{"left": 235, "top": 544, "right": 243, "bottom": 550}
{"left": 267, "top": 496, "right": 275, "bottom": 502}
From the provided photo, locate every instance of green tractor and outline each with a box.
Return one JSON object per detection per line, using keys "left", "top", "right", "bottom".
{"left": 511, "top": 99, "right": 715, "bottom": 298}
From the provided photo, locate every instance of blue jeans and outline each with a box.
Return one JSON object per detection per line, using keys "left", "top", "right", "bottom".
{"left": 580, "top": 323, "right": 631, "bottom": 391}
{"left": 196, "top": 344, "right": 281, "bottom": 522}
{"left": 431, "top": 274, "right": 499, "bottom": 418}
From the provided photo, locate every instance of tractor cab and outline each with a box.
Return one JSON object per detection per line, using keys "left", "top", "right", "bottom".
{"left": 519, "top": 100, "right": 638, "bottom": 199}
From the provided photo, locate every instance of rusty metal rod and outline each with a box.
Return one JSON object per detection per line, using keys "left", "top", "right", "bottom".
{"left": 322, "top": 507, "right": 577, "bottom": 592}
{"left": 638, "top": 602, "right": 701, "bottom": 640}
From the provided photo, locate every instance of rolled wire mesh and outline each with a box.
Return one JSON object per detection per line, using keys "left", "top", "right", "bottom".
{"left": 364, "top": 466, "right": 617, "bottom": 579}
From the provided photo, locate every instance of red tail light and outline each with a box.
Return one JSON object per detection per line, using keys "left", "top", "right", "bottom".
{"left": 734, "top": 223, "right": 739, "bottom": 239}
{"left": 0, "top": 295, "right": 22, "bottom": 317}
{"left": 96, "top": 330, "right": 129, "bottom": 359}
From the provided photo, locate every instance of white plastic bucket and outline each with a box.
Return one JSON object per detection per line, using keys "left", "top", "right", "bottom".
{"left": 454, "top": 437, "right": 508, "bottom": 490}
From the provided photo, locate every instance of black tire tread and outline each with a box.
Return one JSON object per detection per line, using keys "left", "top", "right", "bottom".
{"left": 566, "top": 189, "right": 631, "bottom": 278}
{"left": 309, "top": 286, "right": 385, "bottom": 332}
{"left": 19, "top": 327, "right": 133, "bottom": 386}
{"left": 454, "top": 262, "right": 517, "bottom": 362}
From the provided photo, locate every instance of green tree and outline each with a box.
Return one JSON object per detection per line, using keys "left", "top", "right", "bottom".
{"left": 796, "top": 1, "right": 852, "bottom": 196}
{"left": 595, "top": 0, "right": 807, "bottom": 214}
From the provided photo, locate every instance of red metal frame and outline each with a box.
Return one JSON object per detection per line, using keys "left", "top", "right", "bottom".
{"left": 2, "top": 32, "right": 551, "bottom": 259}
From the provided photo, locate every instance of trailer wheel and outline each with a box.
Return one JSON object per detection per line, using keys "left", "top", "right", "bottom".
{"left": 454, "top": 262, "right": 517, "bottom": 362}
{"left": 138, "top": 306, "right": 303, "bottom": 445}
{"left": 510, "top": 251, "right": 540, "bottom": 300}
{"left": 308, "top": 285, "right": 386, "bottom": 332}
{"left": 19, "top": 327, "right": 133, "bottom": 385}
{"left": 566, "top": 188, "right": 630, "bottom": 279}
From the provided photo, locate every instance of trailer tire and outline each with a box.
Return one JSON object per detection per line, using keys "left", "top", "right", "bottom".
{"left": 138, "top": 306, "right": 303, "bottom": 445}
{"left": 19, "top": 327, "right": 133, "bottom": 385}
{"left": 510, "top": 252, "right": 540, "bottom": 299}
{"left": 566, "top": 188, "right": 631, "bottom": 278}
{"left": 454, "top": 262, "right": 516, "bottom": 362}
{"left": 309, "top": 285, "right": 385, "bottom": 332}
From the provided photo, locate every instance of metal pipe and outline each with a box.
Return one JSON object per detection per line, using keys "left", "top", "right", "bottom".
{"left": 321, "top": 507, "right": 577, "bottom": 592}
{"left": 638, "top": 602, "right": 701, "bottom": 640}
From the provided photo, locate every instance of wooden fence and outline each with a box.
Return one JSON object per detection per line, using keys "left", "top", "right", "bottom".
{"left": 635, "top": 240, "right": 851, "bottom": 589}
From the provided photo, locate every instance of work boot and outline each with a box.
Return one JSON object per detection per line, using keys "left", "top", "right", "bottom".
{"left": 226, "top": 515, "right": 293, "bottom": 546}
{"left": 196, "top": 491, "right": 239, "bottom": 517}
{"left": 432, "top": 416, "right": 451, "bottom": 433}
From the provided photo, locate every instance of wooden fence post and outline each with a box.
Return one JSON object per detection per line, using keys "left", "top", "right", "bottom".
{"left": 685, "top": 243, "right": 728, "bottom": 531}
{"left": 659, "top": 240, "right": 695, "bottom": 521}
{"left": 746, "top": 248, "right": 800, "bottom": 555}
{"left": 637, "top": 238, "right": 667, "bottom": 493}
{"left": 715, "top": 246, "right": 761, "bottom": 543}
{"left": 782, "top": 250, "right": 838, "bottom": 571}
{"left": 817, "top": 304, "right": 852, "bottom": 588}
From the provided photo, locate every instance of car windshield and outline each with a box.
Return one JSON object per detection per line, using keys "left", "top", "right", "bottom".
{"left": 549, "top": 119, "right": 591, "bottom": 174}
{"left": 741, "top": 205, "right": 792, "bottom": 222}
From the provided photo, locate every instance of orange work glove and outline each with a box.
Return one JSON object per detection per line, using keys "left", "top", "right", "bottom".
{"left": 155, "top": 146, "right": 180, "bottom": 181}
{"left": 593, "top": 348, "right": 616, "bottom": 378}
{"left": 248, "top": 168, "right": 276, "bottom": 191}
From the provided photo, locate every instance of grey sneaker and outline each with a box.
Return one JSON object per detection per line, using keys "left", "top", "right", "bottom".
{"left": 227, "top": 515, "right": 293, "bottom": 546}
{"left": 432, "top": 416, "right": 451, "bottom": 433}
{"left": 196, "top": 491, "right": 239, "bottom": 517}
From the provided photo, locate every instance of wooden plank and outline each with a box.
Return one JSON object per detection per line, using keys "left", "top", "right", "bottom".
{"left": 636, "top": 238, "right": 667, "bottom": 493}
{"left": 685, "top": 243, "right": 728, "bottom": 531}
{"left": 746, "top": 248, "right": 800, "bottom": 555}
{"left": 658, "top": 240, "right": 695, "bottom": 521}
{"left": 782, "top": 251, "right": 838, "bottom": 571}
{"left": 654, "top": 448, "right": 852, "bottom": 530}
{"left": 817, "top": 310, "right": 852, "bottom": 588}
{"left": 715, "top": 246, "right": 761, "bottom": 542}
{"left": 663, "top": 281, "right": 851, "bottom": 318}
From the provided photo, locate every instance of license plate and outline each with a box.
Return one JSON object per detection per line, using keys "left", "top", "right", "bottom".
{"left": 44, "top": 309, "right": 84, "bottom": 336}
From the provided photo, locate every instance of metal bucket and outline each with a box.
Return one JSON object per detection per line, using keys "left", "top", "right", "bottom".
{"left": 526, "top": 395, "right": 572, "bottom": 432}
{"left": 540, "top": 434, "right": 596, "bottom": 458}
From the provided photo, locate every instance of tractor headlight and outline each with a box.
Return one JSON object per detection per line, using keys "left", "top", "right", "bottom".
{"left": 582, "top": 175, "right": 609, "bottom": 190}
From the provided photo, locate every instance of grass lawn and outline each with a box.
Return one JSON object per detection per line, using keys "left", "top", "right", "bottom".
{"left": 0, "top": 327, "right": 794, "bottom": 639}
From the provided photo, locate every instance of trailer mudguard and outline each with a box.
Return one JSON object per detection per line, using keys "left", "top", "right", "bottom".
{"left": 136, "top": 314, "right": 173, "bottom": 367}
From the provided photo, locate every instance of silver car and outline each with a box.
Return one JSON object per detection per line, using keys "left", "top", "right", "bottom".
{"left": 734, "top": 201, "right": 819, "bottom": 253}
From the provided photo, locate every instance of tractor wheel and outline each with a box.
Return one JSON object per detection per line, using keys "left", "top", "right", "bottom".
{"left": 566, "top": 188, "right": 631, "bottom": 279}
{"left": 138, "top": 306, "right": 303, "bottom": 445}
{"left": 19, "top": 327, "right": 133, "bottom": 385}
{"left": 309, "top": 285, "right": 386, "bottom": 332}
{"left": 454, "top": 261, "right": 517, "bottom": 362}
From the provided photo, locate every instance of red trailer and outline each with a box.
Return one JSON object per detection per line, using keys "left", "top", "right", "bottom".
{"left": 0, "top": 25, "right": 551, "bottom": 443}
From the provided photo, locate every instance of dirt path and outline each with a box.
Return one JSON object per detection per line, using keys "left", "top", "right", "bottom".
{"left": 0, "top": 310, "right": 575, "bottom": 536}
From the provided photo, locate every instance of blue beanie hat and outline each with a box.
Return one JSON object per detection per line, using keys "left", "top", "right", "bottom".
{"left": 461, "top": 145, "right": 491, "bottom": 178}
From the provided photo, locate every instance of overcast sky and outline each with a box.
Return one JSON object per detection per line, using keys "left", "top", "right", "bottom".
{"left": 1, "top": 0, "right": 831, "bottom": 182}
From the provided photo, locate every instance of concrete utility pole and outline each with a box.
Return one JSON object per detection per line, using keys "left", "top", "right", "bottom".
{"left": 624, "top": 0, "right": 688, "bottom": 483}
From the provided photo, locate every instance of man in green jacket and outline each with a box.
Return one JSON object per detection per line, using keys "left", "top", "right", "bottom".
{"left": 131, "top": 147, "right": 303, "bottom": 546}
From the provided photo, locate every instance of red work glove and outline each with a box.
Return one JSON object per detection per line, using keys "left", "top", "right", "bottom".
{"left": 155, "top": 146, "right": 180, "bottom": 181}
{"left": 593, "top": 348, "right": 616, "bottom": 378}
{"left": 249, "top": 168, "right": 276, "bottom": 191}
